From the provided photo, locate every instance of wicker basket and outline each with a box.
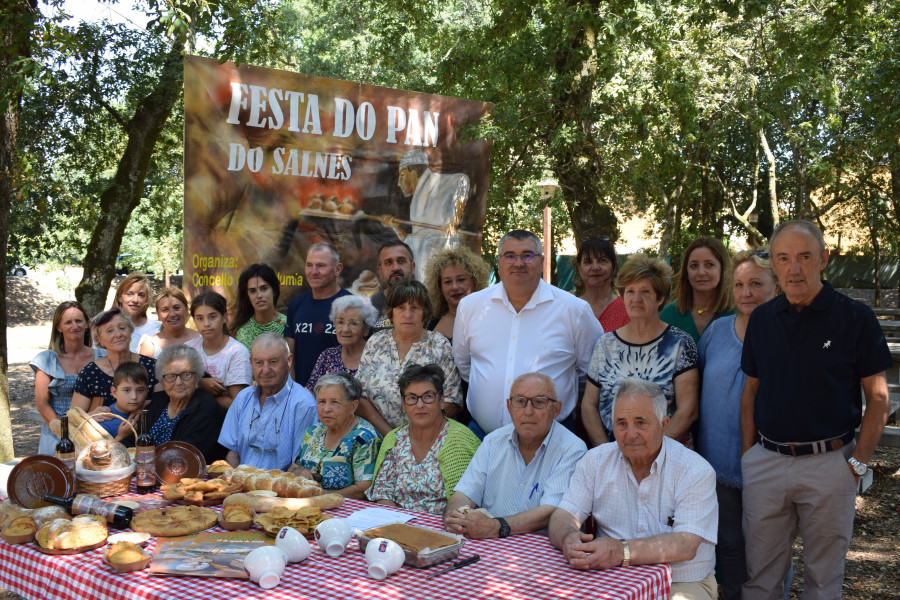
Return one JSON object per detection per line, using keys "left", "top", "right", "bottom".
{"left": 73, "top": 414, "right": 137, "bottom": 498}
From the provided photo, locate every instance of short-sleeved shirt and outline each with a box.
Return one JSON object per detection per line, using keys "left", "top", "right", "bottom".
{"left": 587, "top": 326, "right": 698, "bottom": 434}
{"left": 235, "top": 313, "right": 287, "bottom": 351}
{"left": 284, "top": 288, "right": 352, "bottom": 385}
{"left": 99, "top": 404, "right": 134, "bottom": 439}
{"left": 741, "top": 282, "right": 893, "bottom": 442}
{"left": 357, "top": 330, "right": 462, "bottom": 429}
{"left": 294, "top": 419, "right": 381, "bottom": 490}
{"left": 305, "top": 346, "right": 357, "bottom": 390}
{"left": 74, "top": 354, "right": 158, "bottom": 407}
{"left": 559, "top": 437, "right": 717, "bottom": 584}
{"left": 365, "top": 421, "right": 449, "bottom": 515}
{"left": 218, "top": 378, "right": 318, "bottom": 471}
{"left": 185, "top": 336, "right": 252, "bottom": 388}
{"left": 454, "top": 421, "right": 587, "bottom": 518}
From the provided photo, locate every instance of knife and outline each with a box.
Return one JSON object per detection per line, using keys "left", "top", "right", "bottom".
{"left": 425, "top": 554, "right": 481, "bottom": 579}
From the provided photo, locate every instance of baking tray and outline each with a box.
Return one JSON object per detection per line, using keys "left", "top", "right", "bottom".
{"left": 357, "top": 523, "right": 463, "bottom": 568}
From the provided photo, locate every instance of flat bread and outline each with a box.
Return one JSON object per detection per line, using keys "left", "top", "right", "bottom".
{"left": 363, "top": 524, "right": 458, "bottom": 554}
{"left": 131, "top": 505, "right": 217, "bottom": 536}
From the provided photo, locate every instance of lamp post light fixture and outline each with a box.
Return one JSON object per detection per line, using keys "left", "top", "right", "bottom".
{"left": 536, "top": 179, "right": 558, "bottom": 283}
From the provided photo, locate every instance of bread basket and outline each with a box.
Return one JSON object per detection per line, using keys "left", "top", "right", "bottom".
{"left": 74, "top": 414, "right": 137, "bottom": 497}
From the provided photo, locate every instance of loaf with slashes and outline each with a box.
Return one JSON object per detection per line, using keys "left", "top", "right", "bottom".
{"left": 220, "top": 465, "right": 323, "bottom": 498}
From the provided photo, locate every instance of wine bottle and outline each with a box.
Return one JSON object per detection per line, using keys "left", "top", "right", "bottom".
{"left": 54, "top": 415, "right": 76, "bottom": 474}
{"left": 42, "top": 494, "right": 133, "bottom": 529}
{"left": 135, "top": 409, "right": 156, "bottom": 494}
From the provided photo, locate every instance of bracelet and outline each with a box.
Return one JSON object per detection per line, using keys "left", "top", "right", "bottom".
{"left": 620, "top": 539, "right": 631, "bottom": 567}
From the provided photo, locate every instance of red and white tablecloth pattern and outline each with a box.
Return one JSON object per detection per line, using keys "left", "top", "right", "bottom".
{"left": 0, "top": 497, "right": 671, "bottom": 600}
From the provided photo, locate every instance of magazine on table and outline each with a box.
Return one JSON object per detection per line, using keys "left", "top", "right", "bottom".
{"left": 150, "top": 531, "right": 274, "bottom": 578}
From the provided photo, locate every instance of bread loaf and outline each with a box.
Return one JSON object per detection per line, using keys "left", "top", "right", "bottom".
{"left": 220, "top": 465, "right": 322, "bottom": 499}
{"left": 223, "top": 493, "right": 343, "bottom": 513}
{"left": 76, "top": 440, "right": 131, "bottom": 471}
{"left": 50, "top": 407, "right": 115, "bottom": 451}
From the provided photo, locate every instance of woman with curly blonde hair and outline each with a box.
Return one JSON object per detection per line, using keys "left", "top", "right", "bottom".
{"left": 423, "top": 246, "right": 490, "bottom": 341}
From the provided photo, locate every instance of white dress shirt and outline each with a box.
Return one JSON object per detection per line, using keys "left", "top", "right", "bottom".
{"left": 453, "top": 421, "right": 587, "bottom": 518}
{"left": 218, "top": 377, "right": 318, "bottom": 471}
{"left": 558, "top": 437, "right": 718, "bottom": 583}
{"left": 452, "top": 279, "right": 603, "bottom": 433}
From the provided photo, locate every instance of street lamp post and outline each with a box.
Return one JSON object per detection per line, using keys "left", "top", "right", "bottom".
{"left": 536, "top": 179, "right": 558, "bottom": 284}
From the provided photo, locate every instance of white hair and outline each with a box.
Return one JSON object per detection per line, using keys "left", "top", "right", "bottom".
{"left": 611, "top": 377, "right": 667, "bottom": 424}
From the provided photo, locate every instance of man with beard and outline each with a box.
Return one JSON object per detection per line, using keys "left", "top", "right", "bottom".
{"left": 284, "top": 242, "right": 351, "bottom": 385}
{"left": 369, "top": 240, "right": 416, "bottom": 330}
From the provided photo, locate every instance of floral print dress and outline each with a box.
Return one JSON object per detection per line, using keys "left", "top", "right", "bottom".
{"left": 365, "top": 422, "right": 449, "bottom": 515}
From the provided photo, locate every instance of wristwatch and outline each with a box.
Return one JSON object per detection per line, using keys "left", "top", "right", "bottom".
{"left": 496, "top": 517, "right": 511, "bottom": 538}
{"left": 848, "top": 457, "right": 868, "bottom": 476}
{"left": 620, "top": 539, "right": 631, "bottom": 567}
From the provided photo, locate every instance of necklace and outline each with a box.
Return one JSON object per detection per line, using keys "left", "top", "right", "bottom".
{"left": 692, "top": 304, "right": 711, "bottom": 315}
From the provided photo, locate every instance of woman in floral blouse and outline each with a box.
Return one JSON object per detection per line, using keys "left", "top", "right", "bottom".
{"left": 289, "top": 372, "right": 380, "bottom": 499}
{"left": 305, "top": 295, "right": 378, "bottom": 390}
{"left": 366, "top": 364, "right": 480, "bottom": 515}
{"left": 356, "top": 280, "right": 462, "bottom": 436}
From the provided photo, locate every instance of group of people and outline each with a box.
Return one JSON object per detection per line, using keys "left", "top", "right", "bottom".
{"left": 30, "top": 220, "right": 891, "bottom": 600}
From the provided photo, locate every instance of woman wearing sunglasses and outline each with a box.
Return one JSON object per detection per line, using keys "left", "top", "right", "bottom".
{"left": 366, "top": 364, "right": 480, "bottom": 515}
{"left": 146, "top": 344, "right": 225, "bottom": 462}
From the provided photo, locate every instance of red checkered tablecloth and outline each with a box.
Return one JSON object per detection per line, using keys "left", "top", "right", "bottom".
{"left": 0, "top": 497, "right": 671, "bottom": 600}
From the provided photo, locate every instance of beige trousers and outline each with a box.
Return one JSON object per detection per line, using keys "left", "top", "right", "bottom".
{"left": 670, "top": 572, "right": 717, "bottom": 600}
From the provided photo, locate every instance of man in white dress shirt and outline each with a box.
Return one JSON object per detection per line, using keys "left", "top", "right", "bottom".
{"left": 443, "top": 372, "right": 587, "bottom": 539}
{"left": 219, "top": 332, "right": 318, "bottom": 471}
{"left": 453, "top": 229, "right": 603, "bottom": 436}
{"left": 549, "top": 377, "right": 718, "bottom": 600}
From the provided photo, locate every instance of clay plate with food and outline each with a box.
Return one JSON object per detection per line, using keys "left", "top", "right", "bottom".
{"left": 33, "top": 539, "right": 107, "bottom": 556}
{"left": 104, "top": 541, "right": 152, "bottom": 573}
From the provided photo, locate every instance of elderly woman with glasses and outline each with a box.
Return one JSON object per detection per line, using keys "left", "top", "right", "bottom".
{"left": 366, "top": 364, "right": 480, "bottom": 515}
{"left": 146, "top": 344, "right": 225, "bottom": 462}
{"left": 305, "top": 295, "right": 378, "bottom": 390}
{"left": 288, "top": 372, "right": 381, "bottom": 499}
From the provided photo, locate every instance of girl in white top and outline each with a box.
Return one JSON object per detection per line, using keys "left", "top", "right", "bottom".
{"left": 113, "top": 272, "right": 161, "bottom": 351}
{"left": 186, "top": 291, "right": 251, "bottom": 410}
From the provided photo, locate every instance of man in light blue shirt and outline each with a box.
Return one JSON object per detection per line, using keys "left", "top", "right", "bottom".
{"left": 219, "top": 332, "right": 317, "bottom": 471}
{"left": 443, "top": 372, "right": 587, "bottom": 539}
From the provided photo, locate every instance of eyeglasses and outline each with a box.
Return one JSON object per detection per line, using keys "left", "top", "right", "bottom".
{"left": 402, "top": 391, "right": 440, "bottom": 406}
{"left": 579, "top": 236, "right": 611, "bottom": 244}
{"left": 163, "top": 372, "right": 195, "bottom": 383}
{"left": 249, "top": 412, "right": 283, "bottom": 453}
{"left": 508, "top": 395, "right": 557, "bottom": 409}
{"left": 498, "top": 252, "right": 540, "bottom": 265}
{"left": 752, "top": 250, "right": 770, "bottom": 259}
{"left": 334, "top": 318, "right": 364, "bottom": 330}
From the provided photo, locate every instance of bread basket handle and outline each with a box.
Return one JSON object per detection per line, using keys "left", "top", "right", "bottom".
{"left": 74, "top": 412, "right": 138, "bottom": 440}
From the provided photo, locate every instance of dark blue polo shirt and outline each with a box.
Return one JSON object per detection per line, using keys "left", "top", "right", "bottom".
{"left": 741, "top": 282, "right": 892, "bottom": 443}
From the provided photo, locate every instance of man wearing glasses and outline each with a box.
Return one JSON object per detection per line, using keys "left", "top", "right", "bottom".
{"left": 220, "top": 332, "right": 318, "bottom": 470}
{"left": 453, "top": 229, "right": 603, "bottom": 437}
{"left": 443, "top": 373, "right": 587, "bottom": 539}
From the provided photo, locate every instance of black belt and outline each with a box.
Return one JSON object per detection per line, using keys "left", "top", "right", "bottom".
{"left": 756, "top": 430, "right": 854, "bottom": 457}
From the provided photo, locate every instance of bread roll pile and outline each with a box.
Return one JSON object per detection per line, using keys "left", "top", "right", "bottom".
{"left": 36, "top": 516, "right": 107, "bottom": 550}
{"left": 221, "top": 465, "right": 323, "bottom": 498}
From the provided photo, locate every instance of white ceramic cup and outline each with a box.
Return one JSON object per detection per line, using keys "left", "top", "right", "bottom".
{"left": 365, "top": 537, "right": 405, "bottom": 580}
{"left": 276, "top": 526, "right": 311, "bottom": 563}
{"left": 314, "top": 518, "right": 352, "bottom": 558}
{"left": 244, "top": 545, "right": 288, "bottom": 590}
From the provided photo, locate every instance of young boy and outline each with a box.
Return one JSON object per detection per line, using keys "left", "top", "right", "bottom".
{"left": 99, "top": 362, "right": 149, "bottom": 445}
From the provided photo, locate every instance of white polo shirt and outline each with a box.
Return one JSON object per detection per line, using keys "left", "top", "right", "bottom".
{"left": 452, "top": 280, "right": 602, "bottom": 433}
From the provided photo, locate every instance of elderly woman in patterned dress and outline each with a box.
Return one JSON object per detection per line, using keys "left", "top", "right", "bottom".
{"left": 366, "top": 364, "right": 480, "bottom": 515}
{"left": 356, "top": 280, "right": 462, "bottom": 437}
{"left": 305, "top": 295, "right": 377, "bottom": 390}
{"left": 289, "top": 372, "right": 381, "bottom": 499}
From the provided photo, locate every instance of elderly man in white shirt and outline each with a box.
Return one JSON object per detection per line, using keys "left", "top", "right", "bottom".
{"left": 219, "top": 332, "right": 318, "bottom": 471}
{"left": 453, "top": 229, "right": 603, "bottom": 436}
{"left": 443, "top": 372, "right": 587, "bottom": 539}
{"left": 549, "top": 377, "right": 718, "bottom": 600}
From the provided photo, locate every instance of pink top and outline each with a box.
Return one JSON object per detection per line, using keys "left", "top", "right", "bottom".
{"left": 599, "top": 296, "right": 630, "bottom": 332}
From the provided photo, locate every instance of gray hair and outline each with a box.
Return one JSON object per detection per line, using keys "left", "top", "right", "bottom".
{"left": 330, "top": 294, "right": 378, "bottom": 328}
{"left": 498, "top": 229, "right": 543, "bottom": 256}
{"left": 510, "top": 372, "right": 558, "bottom": 399}
{"left": 611, "top": 377, "right": 667, "bottom": 424}
{"left": 252, "top": 331, "right": 291, "bottom": 359}
{"left": 307, "top": 242, "right": 341, "bottom": 266}
{"left": 770, "top": 220, "right": 826, "bottom": 253}
{"left": 156, "top": 344, "right": 206, "bottom": 381}
{"left": 313, "top": 372, "right": 362, "bottom": 403}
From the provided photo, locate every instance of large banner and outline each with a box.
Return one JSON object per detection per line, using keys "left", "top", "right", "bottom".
{"left": 183, "top": 55, "right": 491, "bottom": 308}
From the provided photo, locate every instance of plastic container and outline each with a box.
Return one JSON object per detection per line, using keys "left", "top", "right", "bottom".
{"left": 356, "top": 524, "right": 463, "bottom": 568}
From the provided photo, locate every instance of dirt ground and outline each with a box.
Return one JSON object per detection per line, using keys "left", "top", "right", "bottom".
{"left": 2, "top": 267, "right": 899, "bottom": 599}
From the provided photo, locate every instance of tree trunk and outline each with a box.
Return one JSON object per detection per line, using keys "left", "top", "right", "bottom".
{"left": 759, "top": 128, "right": 779, "bottom": 230}
{"left": 867, "top": 201, "right": 881, "bottom": 308}
{"left": 0, "top": 0, "right": 40, "bottom": 461}
{"left": 74, "top": 44, "right": 184, "bottom": 316}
